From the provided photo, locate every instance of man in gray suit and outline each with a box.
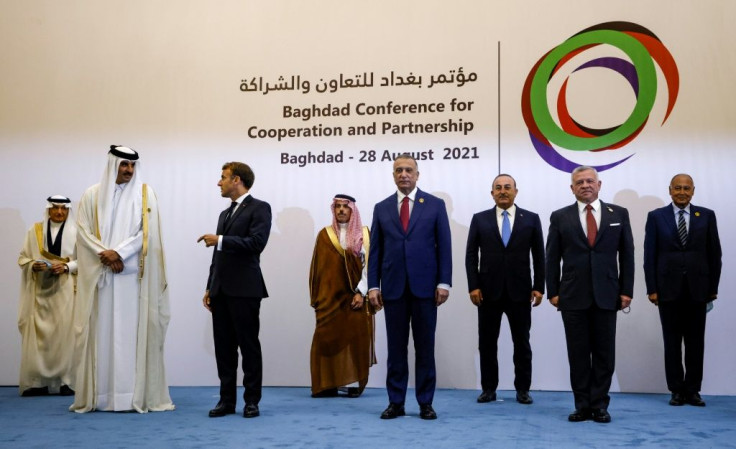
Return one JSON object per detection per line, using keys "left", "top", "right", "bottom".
{"left": 546, "top": 166, "right": 634, "bottom": 424}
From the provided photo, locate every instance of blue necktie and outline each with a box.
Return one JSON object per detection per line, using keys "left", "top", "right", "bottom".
{"left": 501, "top": 210, "right": 511, "bottom": 247}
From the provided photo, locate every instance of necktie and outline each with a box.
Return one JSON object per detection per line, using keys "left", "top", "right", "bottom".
{"left": 585, "top": 204, "right": 597, "bottom": 247}
{"left": 224, "top": 202, "right": 237, "bottom": 223}
{"left": 677, "top": 209, "right": 687, "bottom": 246}
{"left": 501, "top": 210, "right": 511, "bottom": 247}
{"left": 400, "top": 196, "right": 410, "bottom": 232}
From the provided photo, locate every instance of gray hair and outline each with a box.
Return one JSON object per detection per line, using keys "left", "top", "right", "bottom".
{"left": 571, "top": 165, "right": 598, "bottom": 183}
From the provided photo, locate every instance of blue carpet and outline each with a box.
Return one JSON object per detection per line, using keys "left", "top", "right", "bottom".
{"left": 1, "top": 387, "right": 734, "bottom": 448}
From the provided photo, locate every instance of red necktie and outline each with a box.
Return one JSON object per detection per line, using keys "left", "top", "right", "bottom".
{"left": 585, "top": 204, "right": 597, "bottom": 247}
{"left": 400, "top": 196, "right": 410, "bottom": 232}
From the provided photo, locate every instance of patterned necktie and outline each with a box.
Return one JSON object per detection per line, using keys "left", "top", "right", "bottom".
{"left": 677, "top": 209, "right": 687, "bottom": 246}
{"left": 224, "top": 201, "right": 238, "bottom": 223}
{"left": 400, "top": 196, "right": 410, "bottom": 232}
{"left": 585, "top": 204, "right": 597, "bottom": 247}
{"left": 501, "top": 210, "right": 511, "bottom": 247}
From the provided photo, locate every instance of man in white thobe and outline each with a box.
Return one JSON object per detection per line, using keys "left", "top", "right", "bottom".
{"left": 17, "top": 195, "right": 77, "bottom": 397}
{"left": 71, "top": 145, "right": 174, "bottom": 413}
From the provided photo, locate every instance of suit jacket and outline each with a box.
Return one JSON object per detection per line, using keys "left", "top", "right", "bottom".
{"left": 368, "top": 189, "right": 452, "bottom": 300}
{"left": 546, "top": 201, "right": 634, "bottom": 311}
{"left": 643, "top": 204, "right": 721, "bottom": 302}
{"left": 207, "top": 195, "right": 272, "bottom": 298}
{"left": 465, "top": 205, "right": 545, "bottom": 301}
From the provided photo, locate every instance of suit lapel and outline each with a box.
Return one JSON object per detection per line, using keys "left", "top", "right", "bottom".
{"left": 406, "top": 189, "right": 427, "bottom": 234}
{"left": 216, "top": 210, "right": 227, "bottom": 234}
{"left": 508, "top": 206, "right": 527, "bottom": 246}
{"left": 567, "top": 203, "right": 587, "bottom": 244}
{"left": 661, "top": 205, "right": 679, "bottom": 246}
{"left": 594, "top": 201, "right": 612, "bottom": 246}
{"left": 389, "top": 193, "right": 403, "bottom": 232}
{"left": 490, "top": 206, "right": 503, "bottom": 244}
{"left": 685, "top": 205, "right": 703, "bottom": 246}
{"left": 223, "top": 195, "right": 251, "bottom": 234}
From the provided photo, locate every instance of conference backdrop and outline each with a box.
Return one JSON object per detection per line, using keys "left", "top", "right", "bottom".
{"left": 1, "top": 0, "right": 734, "bottom": 394}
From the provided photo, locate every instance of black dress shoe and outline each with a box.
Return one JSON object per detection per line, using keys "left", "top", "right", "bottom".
{"left": 685, "top": 392, "right": 705, "bottom": 407}
{"left": 21, "top": 387, "right": 49, "bottom": 397}
{"left": 345, "top": 387, "right": 361, "bottom": 398}
{"left": 311, "top": 388, "right": 338, "bottom": 398}
{"left": 419, "top": 404, "right": 437, "bottom": 420}
{"left": 568, "top": 409, "right": 590, "bottom": 422}
{"left": 243, "top": 403, "right": 260, "bottom": 418}
{"left": 59, "top": 385, "right": 75, "bottom": 396}
{"left": 477, "top": 390, "right": 497, "bottom": 403}
{"left": 380, "top": 403, "right": 405, "bottom": 419}
{"left": 669, "top": 392, "right": 685, "bottom": 406}
{"left": 516, "top": 391, "right": 533, "bottom": 404}
{"left": 591, "top": 408, "right": 611, "bottom": 423}
{"left": 208, "top": 401, "right": 236, "bottom": 417}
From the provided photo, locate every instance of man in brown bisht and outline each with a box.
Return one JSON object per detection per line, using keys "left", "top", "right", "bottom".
{"left": 309, "top": 194, "right": 376, "bottom": 398}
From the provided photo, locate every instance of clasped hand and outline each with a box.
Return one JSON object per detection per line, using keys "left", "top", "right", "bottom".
{"left": 98, "top": 249, "right": 123, "bottom": 273}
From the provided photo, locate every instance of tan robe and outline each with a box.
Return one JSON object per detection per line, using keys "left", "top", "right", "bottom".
{"left": 17, "top": 222, "right": 77, "bottom": 394}
{"left": 308, "top": 227, "right": 376, "bottom": 395}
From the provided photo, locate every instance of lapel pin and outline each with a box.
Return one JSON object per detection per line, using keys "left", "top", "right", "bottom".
{"left": 419, "top": 198, "right": 424, "bottom": 203}
{"left": 695, "top": 212, "right": 700, "bottom": 217}
{"left": 607, "top": 207, "right": 613, "bottom": 213}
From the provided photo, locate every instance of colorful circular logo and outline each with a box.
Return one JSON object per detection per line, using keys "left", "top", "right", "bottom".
{"left": 521, "top": 21, "right": 679, "bottom": 172}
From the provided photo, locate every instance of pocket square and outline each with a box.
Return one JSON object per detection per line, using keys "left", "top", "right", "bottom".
{"left": 610, "top": 223, "right": 621, "bottom": 226}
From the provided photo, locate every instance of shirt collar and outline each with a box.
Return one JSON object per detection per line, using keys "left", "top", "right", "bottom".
{"left": 397, "top": 187, "right": 418, "bottom": 203}
{"left": 497, "top": 204, "right": 516, "bottom": 218}
{"left": 672, "top": 203, "right": 691, "bottom": 215}
{"left": 577, "top": 198, "right": 601, "bottom": 213}
{"left": 233, "top": 192, "right": 250, "bottom": 205}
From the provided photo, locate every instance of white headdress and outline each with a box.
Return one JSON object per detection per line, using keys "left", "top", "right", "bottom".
{"left": 97, "top": 145, "right": 142, "bottom": 249}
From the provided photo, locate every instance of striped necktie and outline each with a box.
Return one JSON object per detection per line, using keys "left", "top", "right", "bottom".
{"left": 677, "top": 209, "right": 687, "bottom": 246}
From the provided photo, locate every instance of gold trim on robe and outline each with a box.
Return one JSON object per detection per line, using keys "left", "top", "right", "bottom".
{"left": 308, "top": 227, "right": 376, "bottom": 396}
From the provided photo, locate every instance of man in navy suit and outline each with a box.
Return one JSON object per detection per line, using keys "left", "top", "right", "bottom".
{"left": 198, "top": 162, "right": 272, "bottom": 419}
{"left": 546, "top": 166, "right": 634, "bottom": 423}
{"left": 644, "top": 174, "right": 721, "bottom": 407}
{"left": 368, "top": 154, "right": 452, "bottom": 420}
{"left": 465, "top": 174, "right": 544, "bottom": 405}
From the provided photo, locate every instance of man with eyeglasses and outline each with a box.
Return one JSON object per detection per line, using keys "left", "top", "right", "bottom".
{"left": 644, "top": 174, "right": 721, "bottom": 407}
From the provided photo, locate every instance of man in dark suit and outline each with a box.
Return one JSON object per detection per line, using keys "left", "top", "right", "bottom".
{"left": 644, "top": 174, "right": 721, "bottom": 407}
{"left": 546, "top": 165, "right": 634, "bottom": 424}
{"left": 198, "top": 162, "right": 272, "bottom": 419}
{"left": 465, "top": 174, "right": 544, "bottom": 405}
{"left": 368, "top": 154, "right": 452, "bottom": 420}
